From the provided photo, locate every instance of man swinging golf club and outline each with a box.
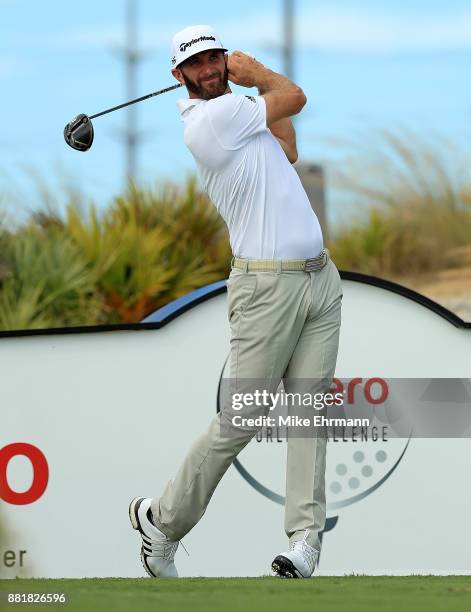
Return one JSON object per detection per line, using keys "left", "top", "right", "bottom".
{"left": 129, "top": 25, "right": 342, "bottom": 579}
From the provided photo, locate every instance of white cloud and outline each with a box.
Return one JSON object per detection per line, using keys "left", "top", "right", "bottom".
{"left": 0, "top": 60, "right": 16, "bottom": 78}
{"left": 55, "top": 24, "right": 172, "bottom": 50}
{"left": 61, "top": 25, "right": 124, "bottom": 48}
{"left": 59, "top": 5, "right": 471, "bottom": 54}
{"left": 0, "top": 57, "right": 34, "bottom": 80}
{"left": 295, "top": 7, "right": 471, "bottom": 52}
{"left": 221, "top": 6, "right": 471, "bottom": 53}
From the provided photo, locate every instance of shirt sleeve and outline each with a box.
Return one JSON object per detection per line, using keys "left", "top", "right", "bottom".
{"left": 205, "top": 94, "right": 267, "bottom": 150}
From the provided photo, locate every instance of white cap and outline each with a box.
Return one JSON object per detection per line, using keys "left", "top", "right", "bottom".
{"left": 171, "top": 25, "right": 227, "bottom": 68}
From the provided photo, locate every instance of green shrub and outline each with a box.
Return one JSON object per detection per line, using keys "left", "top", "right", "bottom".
{"left": 0, "top": 178, "right": 231, "bottom": 330}
{"left": 328, "top": 130, "right": 471, "bottom": 276}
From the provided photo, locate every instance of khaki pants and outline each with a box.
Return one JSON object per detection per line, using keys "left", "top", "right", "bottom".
{"left": 152, "top": 258, "right": 342, "bottom": 551}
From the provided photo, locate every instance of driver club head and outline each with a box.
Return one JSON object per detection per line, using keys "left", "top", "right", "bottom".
{"left": 63, "top": 114, "right": 94, "bottom": 151}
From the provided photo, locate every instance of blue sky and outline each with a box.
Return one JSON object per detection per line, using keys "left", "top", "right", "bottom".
{"left": 1, "top": 0, "right": 470, "bottom": 222}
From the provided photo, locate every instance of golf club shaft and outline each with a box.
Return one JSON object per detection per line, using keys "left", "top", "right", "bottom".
{"left": 89, "top": 83, "right": 183, "bottom": 120}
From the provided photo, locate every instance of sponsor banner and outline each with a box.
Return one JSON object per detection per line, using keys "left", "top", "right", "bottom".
{"left": 1, "top": 279, "right": 471, "bottom": 577}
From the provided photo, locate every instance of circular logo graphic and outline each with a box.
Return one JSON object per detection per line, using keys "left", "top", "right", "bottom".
{"left": 217, "top": 358, "right": 410, "bottom": 513}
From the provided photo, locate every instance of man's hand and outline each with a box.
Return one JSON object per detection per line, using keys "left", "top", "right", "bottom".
{"left": 228, "top": 51, "right": 306, "bottom": 127}
{"left": 227, "top": 51, "right": 260, "bottom": 88}
{"left": 227, "top": 51, "right": 304, "bottom": 163}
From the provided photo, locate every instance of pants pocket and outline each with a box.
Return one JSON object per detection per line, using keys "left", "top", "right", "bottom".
{"left": 226, "top": 272, "right": 258, "bottom": 322}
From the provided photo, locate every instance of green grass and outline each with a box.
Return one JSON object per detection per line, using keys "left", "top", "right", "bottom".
{"left": 1, "top": 577, "right": 471, "bottom": 612}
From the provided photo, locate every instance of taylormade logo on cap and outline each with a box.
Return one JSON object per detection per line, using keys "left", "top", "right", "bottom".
{"left": 171, "top": 25, "right": 227, "bottom": 68}
{"left": 180, "top": 35, "right": 216, "bottom": 53}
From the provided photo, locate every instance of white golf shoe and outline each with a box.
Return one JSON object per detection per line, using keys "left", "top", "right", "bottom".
{"left": 271, "top": 535, "right": 319, "bottom": 578}
{"left": 129, "top": 497, "right": 179, "bottom": 577}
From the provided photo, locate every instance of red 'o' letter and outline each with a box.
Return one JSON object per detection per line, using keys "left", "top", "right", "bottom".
{"left": 0, "top": 443, "right": 49, "bottom": 505}
{"left": 364, "top": 378, "right": 389, "bottom": 405}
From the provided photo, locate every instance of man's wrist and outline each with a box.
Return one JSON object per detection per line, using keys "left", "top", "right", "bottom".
{"left": 253, "top": 66, "right": 276, "bottom": 94}
{"left": 254, "top": 66, "right": 296, "bottom": 96}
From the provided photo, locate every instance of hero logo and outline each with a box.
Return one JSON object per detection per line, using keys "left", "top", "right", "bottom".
{"left": 0, "top": 443, "right": 49, "bottom": 505}
{"left": 180, "top": 35, "right": 216, "bottom": 53}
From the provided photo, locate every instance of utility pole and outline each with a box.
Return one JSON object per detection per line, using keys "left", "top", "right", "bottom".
{"left": 283, "top": 0, "right": 294, "bottom": 80}
{"left": 283, "top": 0, "right": 328, "bottom": 238}
{"left": 124, "top": 0, "right": 139, "bottom": 183}
{"left": 112, "top": 0, "right": 143, "bottom": 185}
{"left": 125, "top": 0, "right": 138, "bottom": 182}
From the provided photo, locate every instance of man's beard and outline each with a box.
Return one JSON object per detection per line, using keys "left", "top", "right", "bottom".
{"left": 181, "top": 65, "right": 229, "bottom": 100}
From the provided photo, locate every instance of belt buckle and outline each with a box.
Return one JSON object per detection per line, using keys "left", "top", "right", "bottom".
{"left": 303, "top": 250, "right": 325, "bottom": 272}
{"left": 304, "top": 257, "right": 318, "bottom": 272}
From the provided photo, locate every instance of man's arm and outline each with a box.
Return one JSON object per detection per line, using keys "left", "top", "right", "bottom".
{"left": 227, "top": 51, "right": 305, "bottom": 163}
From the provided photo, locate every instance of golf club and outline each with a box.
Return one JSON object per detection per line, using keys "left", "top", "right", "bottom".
{"left": 63, "top": 82, "right": 183, "bottom": 152}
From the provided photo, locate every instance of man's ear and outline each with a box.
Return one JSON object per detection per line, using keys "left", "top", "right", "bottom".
{"left": 172, "top": 68, "right": 184, "bottom": 85}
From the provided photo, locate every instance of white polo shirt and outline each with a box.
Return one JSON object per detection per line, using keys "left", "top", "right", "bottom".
{"left": 177, "top": 93, "right": 323, "bottom": 259}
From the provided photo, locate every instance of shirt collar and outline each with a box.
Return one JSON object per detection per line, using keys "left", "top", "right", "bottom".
{"left": 176, "top": 98, "right": 204, "bottom": 117}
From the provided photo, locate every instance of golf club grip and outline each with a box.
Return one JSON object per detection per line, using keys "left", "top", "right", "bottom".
{"left": 89, "top": 83, "right": 184, "bottom": 120}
